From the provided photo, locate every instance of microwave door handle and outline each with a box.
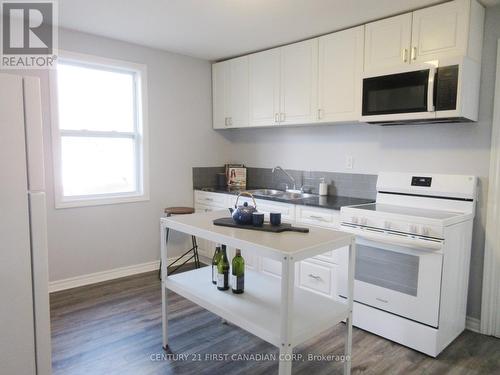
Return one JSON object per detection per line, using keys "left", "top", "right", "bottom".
{"left": 427, "top": 67, "right": 436, "bottom": 112}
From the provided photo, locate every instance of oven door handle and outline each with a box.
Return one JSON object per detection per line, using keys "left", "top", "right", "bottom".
{"left": 340, "top": 225, "right": 443, "bottom": 251}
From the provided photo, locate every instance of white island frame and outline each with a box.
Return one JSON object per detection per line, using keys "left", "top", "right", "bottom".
{"left": 160, "top": 210, "right": 355, "bottom": 375}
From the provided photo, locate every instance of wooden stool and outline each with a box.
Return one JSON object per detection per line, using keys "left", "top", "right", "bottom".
{"left": 159, "top": 207, "right": 200, "bottom": 279}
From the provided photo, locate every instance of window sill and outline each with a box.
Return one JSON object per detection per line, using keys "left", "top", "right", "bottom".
{"left": 54, "top": 193, "right": 150, "bottom": 209}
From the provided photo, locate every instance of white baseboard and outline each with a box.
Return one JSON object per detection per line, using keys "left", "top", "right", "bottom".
{"left": 466, "top": 316, "right": 481, "bottom": 333}
{"left": 49, "top": 253, "right": 196, "bottom": 293}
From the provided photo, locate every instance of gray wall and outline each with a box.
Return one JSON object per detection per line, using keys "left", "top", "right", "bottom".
{"left": 220, "top": 5, "right": 500, "bottom": 319}
{"left": 4, "top": 28, "right": 232, "bottom": 282}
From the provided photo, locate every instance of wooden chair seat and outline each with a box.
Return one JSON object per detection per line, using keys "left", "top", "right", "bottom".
{"left": 164, "top": 206, "right": 195, "bottom": 216}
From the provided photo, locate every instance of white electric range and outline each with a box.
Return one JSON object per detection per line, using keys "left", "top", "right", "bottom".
{"left": 339, "top": 172, "right": 477, "bottom": 357}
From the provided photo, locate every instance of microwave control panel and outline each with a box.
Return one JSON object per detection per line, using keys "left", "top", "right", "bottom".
{"left": 435, "top": 65, "right": 458, "bottom": 111}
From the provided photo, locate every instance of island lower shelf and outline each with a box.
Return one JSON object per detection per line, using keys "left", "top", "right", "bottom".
{"left": 166, "top": 266, "right": 349, "bottom": 348}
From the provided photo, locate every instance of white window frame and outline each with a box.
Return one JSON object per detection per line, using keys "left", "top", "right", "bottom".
{"left": 50, "top": 51, "right": 149, "bottom": 208}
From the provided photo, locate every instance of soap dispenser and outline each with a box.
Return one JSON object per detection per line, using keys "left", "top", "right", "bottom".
{"left": 319, "top": 178, "right": 328, "bottom": 196}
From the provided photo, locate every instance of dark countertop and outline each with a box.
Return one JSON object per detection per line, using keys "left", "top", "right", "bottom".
{"left": 195, "top": 187, "right": 373, "bottom": 211}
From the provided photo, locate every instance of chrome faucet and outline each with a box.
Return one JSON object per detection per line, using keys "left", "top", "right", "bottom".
{"left": 272, "top": 166, "right": 297, "bottom": 191}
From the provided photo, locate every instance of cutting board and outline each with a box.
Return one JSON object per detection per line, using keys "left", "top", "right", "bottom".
{"left": 213, "top": 217, "right": 309, "bottom": 233}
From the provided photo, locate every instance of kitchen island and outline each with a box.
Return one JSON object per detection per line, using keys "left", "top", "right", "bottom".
{"left": 160, "top": 210, "right": 356, "bottom": 375}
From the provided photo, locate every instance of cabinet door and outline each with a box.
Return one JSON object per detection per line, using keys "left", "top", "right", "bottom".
{"left": 229, "top": 56, "right": 249, "bottom": 127}
{"left": 318, "top": 26, "right": 364, "bottom": 123}
{"left": 212, "top": 61, "right": 230, "bottom": 129}
{"left": 249, "top": 48, "right": 281, "bottom": 126}
{"left": 280, "top": 39, "right": 318, "bottom": 125}
{"left": 411, "top": 0, "right": 468, "bottom": 63}
{"left": 364, "top": 13, "right": 412, "bottom": 73}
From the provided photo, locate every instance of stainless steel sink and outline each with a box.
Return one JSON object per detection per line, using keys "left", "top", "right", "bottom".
{"left": 248, "top": 189, "right": 316, "bottom": 201}
{"left": 276, "top": 192, "right": 315, "bottom": 200}
{"left": 247, "top": 189, "right": 284, "bottom": 196}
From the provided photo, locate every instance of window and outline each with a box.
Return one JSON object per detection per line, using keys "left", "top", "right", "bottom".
{"left": 51, "top": 52, "right": 149, "bottom": 208}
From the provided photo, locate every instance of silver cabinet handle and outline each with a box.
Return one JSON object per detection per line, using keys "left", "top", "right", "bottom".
{"left": 309, "top": 215, "right": 326, "bottom": 221}
{"left": 280, "top": 112, "right": 285, "bottom": 122}
{"left": 411, "top": 46, "right": 417, "bottom": 60}
{"left": 274, "top": 113, "right": 279, "bottom": 123}
{"left": 204, "top": 197, "right": 214, "bottom": 201}
{"left": 317, "top": 108, "right": 323, "bottom": 120}
{"left": 229, "top": 117, "right": 233, "bottom": 126}
{"left": 308, "top": 274, "right": 322, "bottom": 280}
{"left": 224, "top": 117, "right": 228, "bottom": 126}
{"left": 376, "top": 297, "right": 389, "bottom": 303}
{"left": 402, "top": 48, "right": 408, "bottom": 62}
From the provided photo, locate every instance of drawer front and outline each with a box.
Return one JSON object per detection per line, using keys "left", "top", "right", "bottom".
{"left": 296, "top": 206, "right": 339, "bottom": 229}
{"left": 195, "top": 191, "right": 228, "bottom": 207}
{"left": 255, "top": 199, "right": 296, "bottom": 222}
{"left": 299, "top": 260, "right": 335, "bottom": 297}
{"left": 194, "top": 203, "right": 221, "bottom": 213}
{"left": 296, "top": 206, "right": 341, "bottom": 263}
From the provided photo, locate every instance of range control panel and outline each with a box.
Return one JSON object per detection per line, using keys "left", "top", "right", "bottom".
{"left": 411, "top": 176, "right": 432, "bottom": 187}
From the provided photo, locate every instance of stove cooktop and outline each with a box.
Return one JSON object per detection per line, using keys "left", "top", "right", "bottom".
{"left": 350, "top": 203, "right": 465, "bottom": 221}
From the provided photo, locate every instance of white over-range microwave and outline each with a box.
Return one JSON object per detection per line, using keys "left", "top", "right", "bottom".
{"left": 360, "top": 57, "right": 481, "bottom": 125}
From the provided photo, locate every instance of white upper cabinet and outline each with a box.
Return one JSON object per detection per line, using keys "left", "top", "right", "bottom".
{"left": 249, "top": 48, "right": 281, "bottom": 127}
{"left": 318, "top": 26, "right": 364, "bottom": 123}
{"left": 213, "top": 0, "right": 484, "bottom": 129}
{"left": 212, "top": 61, "right": 229, "bottom": 129}
{"left": 279, "top": 39, "right": 318, "bottom": 125}
{"left": 364, "top": 13, "right": 412, "bottom": 73}
{"left": 411, "top": 0, "right": 482, "bottom": 63}
{"left": 228, "top": 56, "right": 249, "bottom": 127}
{"left": 364, "top": 0, "right": 484, "bottom": 73}
{"left": 212, "top": 57, "right": 249, "bottom": 129}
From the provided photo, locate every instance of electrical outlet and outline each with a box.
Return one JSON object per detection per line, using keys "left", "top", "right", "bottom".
{"left": 346, "top": 156, "right": 354, "bottom": 169}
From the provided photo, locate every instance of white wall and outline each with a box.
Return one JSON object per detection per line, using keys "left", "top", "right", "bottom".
{"left": 220, "top": 5, "right": 500, "bottom": 319}
{"left": 4, "top": 28, "right": 232, "bottom": 282}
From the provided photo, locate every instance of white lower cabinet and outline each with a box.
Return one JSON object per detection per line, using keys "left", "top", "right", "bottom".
{"left": 261, "top": 258, "right": 282, "bottom": 278}
{"left": 194, "top": 203, "right": 218, "bottom": 258}
{"left": 194, "top": 191, "right": 228, "bottom": 258}
{"left": 193, "top": 190, "right": 347, "bottom": 300}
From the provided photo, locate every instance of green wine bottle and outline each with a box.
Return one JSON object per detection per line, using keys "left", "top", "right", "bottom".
{"left": 231, "top": 249, "right": 245, "bottom": 294}
{"left": 212, "top": 245, "right": 222, "bottom": 285}
{"left": 217, "top": 245, "right": 229, "bottom": 291}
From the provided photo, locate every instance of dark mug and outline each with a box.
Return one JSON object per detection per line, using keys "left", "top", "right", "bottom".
{"left": 270, "top": 212, "right": 281, "bottom": 226}
{"left": 252, "top": 212, "right": 264, "bottom": 227}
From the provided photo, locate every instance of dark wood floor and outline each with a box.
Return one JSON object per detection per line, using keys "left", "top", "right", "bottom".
{"left": 50, "top": 268, "right": 500, "bottom": 375}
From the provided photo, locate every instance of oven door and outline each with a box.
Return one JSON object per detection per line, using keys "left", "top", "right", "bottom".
{"left": 361, "top": 66, "right": 436, "bottom": 124}
{"left": 338, "top": 235, "right": 443, "bottom": 327}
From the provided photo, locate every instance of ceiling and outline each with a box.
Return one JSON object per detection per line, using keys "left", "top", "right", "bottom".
{"left": 57, "top": 0, "right": 500, "bottom": 61}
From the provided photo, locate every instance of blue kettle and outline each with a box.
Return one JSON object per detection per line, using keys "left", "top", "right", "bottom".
{"left": 228, "top": 192, "right": 258, "bottom": 225}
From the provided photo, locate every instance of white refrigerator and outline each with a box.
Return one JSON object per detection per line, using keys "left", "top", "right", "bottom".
{"left": 0, "top": 73, "right": 52, "bottom": 375}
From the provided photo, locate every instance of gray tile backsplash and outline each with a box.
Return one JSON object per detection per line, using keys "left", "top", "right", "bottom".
{"left": 193, "top": 166, "right": 377, "bottom": 199}
{"left": 192, "top": 166, "right": 225, "bottom": 189}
